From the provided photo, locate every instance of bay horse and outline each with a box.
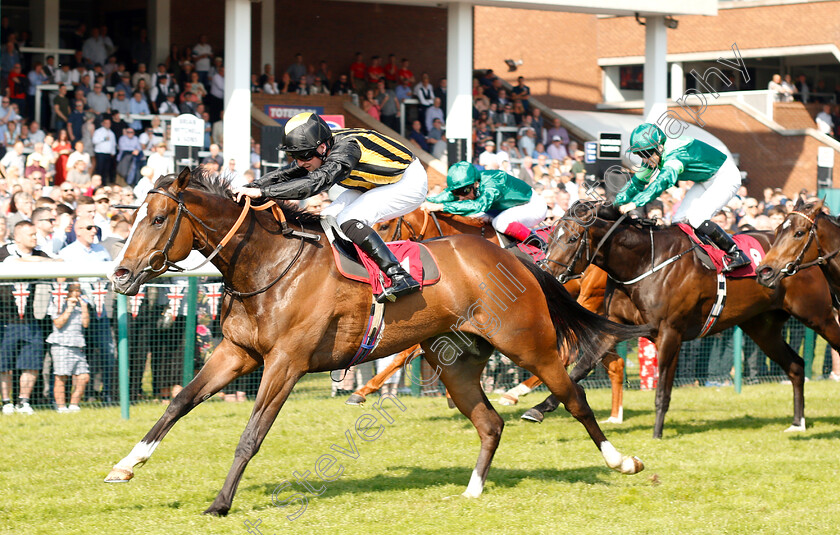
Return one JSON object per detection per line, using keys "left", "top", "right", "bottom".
{"left": 525, "top": 200, "right": 840, "bottom": 438}
{"left": 757, "top": 199, "right": 840, "bottom": 295}
{"left": 351, "top": 209, "right": 625, "bottom": 424}
{"left": 104, "top": 169, "right": 646, "bottom": 515}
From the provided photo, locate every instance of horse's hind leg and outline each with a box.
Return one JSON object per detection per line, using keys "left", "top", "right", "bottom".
{"left": 523, "top": 351, "right": 643, "bottom": 474}
{"left": 740, "top": 312, "right": 806, "bottom": 432}
{"left": 421, "top": 337, "right": 502, "bottom": 498}
{"left": 346, "top": 345, "right": 417, "bottom": 405}
{"left": 105, "top": 339, "right": 259, "bottom": 483}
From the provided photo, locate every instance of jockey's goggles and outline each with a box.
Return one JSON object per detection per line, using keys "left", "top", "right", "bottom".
{"left": 452, "top": 185, "right": 475, "bottom": 197}
{"left": 633, "top": 148, "right": 657, "bottom": 160}
{"left": 288, "top": 149, "right": 322, "bottom": 161}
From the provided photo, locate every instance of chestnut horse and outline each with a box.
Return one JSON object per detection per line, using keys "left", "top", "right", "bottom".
{"left": 351, "top": 209, "right": 625, "bottom": 424}
{"left": 757, "top": 199, "right": 840, "bottom": 295}
{"left": 526, "top": 200, "right": 840, "bottom": 438}
{"left": 104, "top": 170, "right": 646, "bottom": 515}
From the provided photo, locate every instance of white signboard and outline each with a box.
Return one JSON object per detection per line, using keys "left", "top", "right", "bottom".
{"left": 818, "top": 146, "right": 835, "bottom": 168}
{"left": 171, "top": 114, "right": 205, "bottom": 148}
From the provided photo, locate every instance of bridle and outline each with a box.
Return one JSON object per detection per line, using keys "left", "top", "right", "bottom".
{"left": 540, "top": 202, "right": 627, "bottom": 284}
{"left": 140, "top": 188, "right": 319, "bottom": 297}
{"left": 777, "top": 210, "right": 839, "bottom": 277}
{"left": 388, "top": 211, "right": 445, "bottom": 242}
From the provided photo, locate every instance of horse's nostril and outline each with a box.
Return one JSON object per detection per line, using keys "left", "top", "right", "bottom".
{"left": 114, "top": 267, "right": 130, "bottom": 280}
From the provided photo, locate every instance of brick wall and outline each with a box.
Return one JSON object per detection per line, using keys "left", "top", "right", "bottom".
{"left": 473, "top": 7, "right": 602, "bottom": 109}
{"left": 599, "top": 1, "right": 840, "bottom": 58}
{"left": 773, "top": 102, "right": 820, "bottom": 130}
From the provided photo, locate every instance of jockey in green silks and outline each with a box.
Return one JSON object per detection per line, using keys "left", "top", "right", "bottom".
{"left": 422, "top": 161, "right": 548, "bottom": 246}
{"left": 615, "top": 123, "right": 750, "bottom": 272}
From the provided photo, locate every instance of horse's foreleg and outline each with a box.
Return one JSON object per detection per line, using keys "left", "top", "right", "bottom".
{"left": 204, "top": 357, "right": 303, "bottom": 516}
{"left": 652, "top": 329, "right": 682, "bottom": 439}
{"left": 526, "top": 353, "right": 643, "bottom": 475}
{"left": 603, "top": 352, "right": 624, "bottom": 423}
{"left": 345, "top": 345, "right": 417, "bottom": 405}
{"left": 105, "top": 339, "right": 258, "bottom": 483}
{"left": 422, "top": 338, "right": 501, "bottom": 498}
{"left": 741, "top": 313, "right": 806, "bottom": 432}
{"left": 499, "top": 375, "right": 542, "bottom": 406}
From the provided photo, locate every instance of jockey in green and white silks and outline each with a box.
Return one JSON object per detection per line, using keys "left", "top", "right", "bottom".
{"left": 614, "top": 123, "right": 750, "bottom": 272}
{"left": 423, "top": 161, "right": 547, "bottom": 246}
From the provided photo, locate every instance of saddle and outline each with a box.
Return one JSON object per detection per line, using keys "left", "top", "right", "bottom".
{"left": 677, "top": 223, "right": 764, "bottom": 278}
{"left": 321, "top": 218, "right": 441, "bottom": 297}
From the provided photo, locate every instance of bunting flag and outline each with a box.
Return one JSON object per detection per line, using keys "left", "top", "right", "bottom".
{"left": 51, "top": 283, "right": 68, "bottom": 312}
{"left": 129, "top": 291, "right": 145, "bottom": 318}
{"left": 90, "top": 281, "right": 109, "bottom": 318}
{"left": 166, "top": 284, "right": 186, "bottom": 320}
{"left": 205, "top": 283, "right": 223, "bottom": 319}
{"left": 12, "top": 283, "right": 30, "bottom": 319}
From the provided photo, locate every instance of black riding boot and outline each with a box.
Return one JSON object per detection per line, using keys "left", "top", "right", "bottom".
{"left": 696, "top": 220, "right": 750, "bottom": 272}
{"left": 523, "top": 230, "right": 547, "bottom": 252}
{"left": 342, "top": 220, "right": 421, "bottom": 303}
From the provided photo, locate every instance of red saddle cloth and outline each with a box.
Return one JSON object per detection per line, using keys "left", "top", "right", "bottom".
{"left": 331, "top": 240, "right": 441, "bottom": 297}
{"left": 515, "top": 226, "right": 555, "bottom": 262}
{"left": 677, "top": 223, "right": 765, "bottom": 278}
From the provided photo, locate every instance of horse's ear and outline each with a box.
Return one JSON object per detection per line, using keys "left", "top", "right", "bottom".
{"left": 173, "top": 167, "right": 191, "bottom": 193}
{"left": 814, "top": 197, "right": 825, "bottom": 212}
{"left": 793, "top": 197, "right": 806, "bottom": 210}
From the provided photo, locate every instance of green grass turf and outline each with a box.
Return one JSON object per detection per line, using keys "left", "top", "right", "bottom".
{"left": 2, "top": 378, "right": 839, "bottom": 535}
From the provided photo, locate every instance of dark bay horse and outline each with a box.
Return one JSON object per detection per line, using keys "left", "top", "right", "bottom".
{"left": 104, "top": 169, "right": 646, "bottom": 515}
{"left": 360, "top": 208, "right": 625, "bottom": 424}
{"left": 757, "top": 199, "right": 840, "bottom": 294}
{"left": 526, "top": 200, "right": 840, "bottom": 438}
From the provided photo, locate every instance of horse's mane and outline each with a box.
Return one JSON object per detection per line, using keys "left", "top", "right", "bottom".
{"left": 154, "top": 168, "right": 324, "bottom": 230}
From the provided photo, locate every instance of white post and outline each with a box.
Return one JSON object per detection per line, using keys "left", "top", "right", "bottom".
{"left": 223, "top": 0, "right": 252, "bottom": 177}
{"left": 643, "top": 16, "right": 668, "bottom": 122}
{"left": 447, "top": 2, "right": 473, "bottom": 164}
{"left": 261, "top": 0, "right": 275, "bottom": 79}
{"left": 148, "top": 0, "right": 171, "bottom": 69}
{"left": 670, "top": 62, "right": 684, "bottom": 100}
{"left": 29, "top": 0, "right": 60, "bottom": 63}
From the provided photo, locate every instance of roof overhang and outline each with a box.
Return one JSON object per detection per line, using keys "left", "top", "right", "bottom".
{"left": 327, "top": 0, "right": 718, "bottom": 17}
{"left": 599, "top": 44, "right": 840, "bottom": 66}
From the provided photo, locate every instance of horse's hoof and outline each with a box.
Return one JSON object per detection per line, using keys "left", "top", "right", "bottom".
{"left": 461, "top": 490, "right": 481, "bottom": 498}
{"left": 520, "top": 409, "right": 544, "bottom": 423}
{"left": 784, "top": 422, "right": 806, "bottom": 433}
{"left": 601, "top": 416, "right": 623, "bottom": 424}
{"left": 202, "top": 506, "right": 229, "bottom": 517}
{"left": 620, "top": 456, "right": 644, "bottom": 474}
{"left": 498, "top": 393, "right": 519, "bottom": 406}
{"left": 345, "top": 393, "right": 365, "bottom": 406}
{"left": 104, "top": 467, "right": 134, "bottom": 483}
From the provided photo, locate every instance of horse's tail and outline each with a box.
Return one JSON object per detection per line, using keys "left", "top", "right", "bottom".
{"left": 517, "top": 257, "right": 651, "bottom": 362}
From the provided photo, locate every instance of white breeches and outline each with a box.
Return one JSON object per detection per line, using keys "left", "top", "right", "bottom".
{"left": 322, "top": 158, "right": 428, "bottom": 227}
{"left": 492, "top": 190, "right": 548, "bottom": 232}
{"left": 673, "top": 156, "right": 742, "bottom": 228}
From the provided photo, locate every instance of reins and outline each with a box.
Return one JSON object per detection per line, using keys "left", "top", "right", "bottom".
{"left": 143, "top": 189, "right": 320, "bottom": 298}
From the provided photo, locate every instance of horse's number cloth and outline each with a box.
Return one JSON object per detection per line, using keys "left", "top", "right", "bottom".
{"left": 677, "top": 223, "right": 765, "bottom": 277}
{"left": 331, "top": 240, "right": 440, "bottom": 296}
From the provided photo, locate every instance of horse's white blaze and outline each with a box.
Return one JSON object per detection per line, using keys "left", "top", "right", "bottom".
{"left": 463, "top": 469, "right": 484, "bottom": 498}
{"left": 600, "top": 441, "right": 622, "bottom": 469}
{"left": 115, "top": 440, "right": 160, "bottom": 470}
{"left": 113, "top": 203, "right": 148, "bottom": 266}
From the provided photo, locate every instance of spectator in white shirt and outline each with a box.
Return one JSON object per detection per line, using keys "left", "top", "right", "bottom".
{"left": 816, "top": 104, "right": 834, "bottom": 137}
{"left": 92, "top": 118, "right": 117, "bottom": 184}
{"left": 145, "top": 143, "right": 174, "bottom": 183}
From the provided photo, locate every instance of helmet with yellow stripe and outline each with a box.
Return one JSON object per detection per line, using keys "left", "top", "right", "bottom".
{"left": 279, "top": 112, "right": 334, "bottom": 161}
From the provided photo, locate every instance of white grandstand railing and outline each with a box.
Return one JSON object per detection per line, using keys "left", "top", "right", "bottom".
{"left": 0, "top": 251, "right": 221, "bottom": 279}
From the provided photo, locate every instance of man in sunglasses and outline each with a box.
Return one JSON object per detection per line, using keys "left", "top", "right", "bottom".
{"left": 232, "top": 112, "right": 427, "bottom": 302}
{"left": 615, "top": 123, "right": 749, "bottom": 272}
{"left": 422, "top": 161, "right": 547, "bottom": 248}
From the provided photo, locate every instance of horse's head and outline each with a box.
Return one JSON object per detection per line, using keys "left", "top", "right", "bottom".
{"left": 543, "top": 200, "right": 606, "bottom": 282}
{"left": 756, "top": 198, "right": 824, "bottom": 289}
{"left": 111, "top": 168, "right": 198, "bottom": 295}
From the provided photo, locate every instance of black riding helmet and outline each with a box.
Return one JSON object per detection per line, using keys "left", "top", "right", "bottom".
{"left": 278, "top": 112, "right": 334, "bottom": 161}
